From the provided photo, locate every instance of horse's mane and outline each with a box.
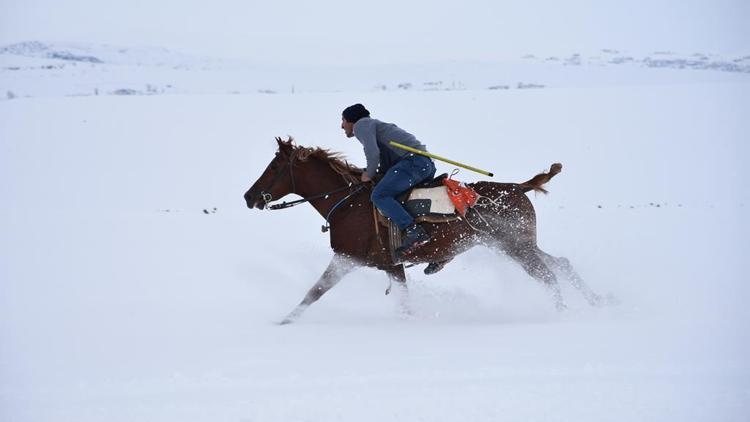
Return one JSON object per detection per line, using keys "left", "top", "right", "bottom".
{"left": 277, "top": 137, "right": 361, "bottom": 184}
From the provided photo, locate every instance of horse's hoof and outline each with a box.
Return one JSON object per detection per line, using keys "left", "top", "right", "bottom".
{"left": 424, "top": 262, "right": 446, "bottom": 275}
{"left": 588, "top": 294, "right": 606, "bottom": 307}
{"left": 279, "top": 306, "right": 307, "bottom": 325}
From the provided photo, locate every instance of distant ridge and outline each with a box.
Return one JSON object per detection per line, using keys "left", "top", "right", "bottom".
{"left": 2, "top": 41, "right": 749, "bottom": 100}
{"left": 0, "top": 41, "right": 218, "bottom": 67}
{"left": 524, "top": 49, "right": 750, "bottom": 74}
{"left": 2, "top": 41, "right": 748, "bottom": 74}
{"left": 1, "top": 41, "right": 103, "bottom": 63}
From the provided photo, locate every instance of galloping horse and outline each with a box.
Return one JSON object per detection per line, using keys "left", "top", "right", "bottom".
{"left": 244, "top": 138, "right": 602, "bottom": 323}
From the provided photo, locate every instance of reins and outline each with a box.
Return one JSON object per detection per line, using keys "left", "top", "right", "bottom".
{"left": 269, "top": 183, "right": 366, "bottom": 232}
{"left": 320, "top": 184, "right": 365, "bottom": 232}
{"left": 267, "top": 183, "right": 361, "bottom": 210}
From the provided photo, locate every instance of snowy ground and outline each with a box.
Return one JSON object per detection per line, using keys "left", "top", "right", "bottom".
{"left": 1, "top": 54, "right": 750, "bottom": 421}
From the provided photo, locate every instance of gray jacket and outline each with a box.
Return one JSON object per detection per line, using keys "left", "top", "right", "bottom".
{"left": 353, "top": 117, "right": 428, "bottom": 178}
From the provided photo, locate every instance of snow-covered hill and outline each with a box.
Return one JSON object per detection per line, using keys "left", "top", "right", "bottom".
{"left": 522, "top": 49, "right": 750, "bottom": 73}
{"left": 2, "top": 41, "right": 749, "bottom": 100}
{"left": 0, "top": 41, "right": 219, "bottom": 67}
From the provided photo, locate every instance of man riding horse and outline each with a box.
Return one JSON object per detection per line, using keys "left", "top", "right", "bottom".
{"left": 244, "top": 109, "right": 607, "bottom": 323}
{"left": 340, "top": 103, "right": 436, "bottom": 255}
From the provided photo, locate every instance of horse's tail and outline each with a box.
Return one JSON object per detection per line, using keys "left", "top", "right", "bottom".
{"left": 519, "top": 163, "right": 562, "bottom": 194}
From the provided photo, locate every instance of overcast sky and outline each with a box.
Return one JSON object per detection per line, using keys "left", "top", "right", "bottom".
{"left": 1, "top": 0, "right": 748, "bottom": 64}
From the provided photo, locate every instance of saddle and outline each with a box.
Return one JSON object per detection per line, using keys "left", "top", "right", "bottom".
{"left": 376, "top": 174, "right": 460, "bottom": 226}
{"left": 375, "top": 173, "right": 479, "bottom": 263}
{"left": 397, "top": 173, "right": 458, "bottom": 222}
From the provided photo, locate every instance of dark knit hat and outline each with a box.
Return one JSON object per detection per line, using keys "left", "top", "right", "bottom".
{"left": 342, "top": 103, "right": 370, "bottom": 123}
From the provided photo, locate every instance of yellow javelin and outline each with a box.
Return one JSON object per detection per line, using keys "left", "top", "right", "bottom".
{"left": 389, "top": 141, "right": 494, "bottom": 177}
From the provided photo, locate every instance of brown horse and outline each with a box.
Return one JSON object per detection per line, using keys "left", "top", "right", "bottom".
{"left": 244, "top": 138, "right": 603, "bottom": 324}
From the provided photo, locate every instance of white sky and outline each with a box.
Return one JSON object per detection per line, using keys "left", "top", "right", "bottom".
{"left": 1, "top": 0, "right": 748, "bottom": 64}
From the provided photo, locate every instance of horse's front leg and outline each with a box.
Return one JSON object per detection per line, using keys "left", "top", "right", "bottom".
{"left": 279, "top": 253, "right": 356, "bottom": 324}
{"left": 384, "top": 264, "right": 411, "bottom": 318}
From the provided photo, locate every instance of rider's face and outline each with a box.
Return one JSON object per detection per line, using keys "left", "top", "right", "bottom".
{"left": 341, "top": 118, "right": 354, "bottom": 138}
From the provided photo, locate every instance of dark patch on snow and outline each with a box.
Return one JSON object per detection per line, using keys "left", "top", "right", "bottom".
{"left": 517, "top": 82, "right": 545, "bottom": 89}
{"left": 0, "top": 41, "right": 103, "bottom": 63}
{"left": 46, "top": 51, "right": 102, "bottom": 63}
{"left": 111, "top": 89, "right": 139, "bottom": 96}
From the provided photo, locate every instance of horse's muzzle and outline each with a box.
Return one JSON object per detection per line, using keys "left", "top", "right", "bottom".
{"left": 245, "top": 191, "right": 272, "bottom": 210}
{"left": 244, "top": 190, "right": 268, "bottom": 210}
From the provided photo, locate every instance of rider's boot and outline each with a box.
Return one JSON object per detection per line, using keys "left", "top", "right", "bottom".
{"left": 396, "top": 223, "right": 430, "bottom": 256}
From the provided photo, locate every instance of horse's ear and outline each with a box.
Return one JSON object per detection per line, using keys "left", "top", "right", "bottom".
{"left": 276, "top": 136, "right": 294, "bottom": 156}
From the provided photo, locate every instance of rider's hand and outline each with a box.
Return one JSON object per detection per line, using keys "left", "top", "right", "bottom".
{"left": 360, "top": 173, "right": 372, "bottom": 183}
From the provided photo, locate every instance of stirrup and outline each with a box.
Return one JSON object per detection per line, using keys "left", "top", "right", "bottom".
{"left": 396, "top": 237, "right": 430, "bottom": 256}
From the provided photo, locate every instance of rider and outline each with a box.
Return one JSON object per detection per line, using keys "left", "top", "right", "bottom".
{"left": 341, "top": 103, "right": 436, "bottom": 254}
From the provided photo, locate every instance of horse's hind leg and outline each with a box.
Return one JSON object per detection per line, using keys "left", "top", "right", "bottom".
{"left": 537, "top": 249, "right": 603, "bottom": 306}
{"left": 506, "top": 246, "right": 566, "bottom": 311}
{"left": 280, "top": 253, "right": 356, "bottom": 324}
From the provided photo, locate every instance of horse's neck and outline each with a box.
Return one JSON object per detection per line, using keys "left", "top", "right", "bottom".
{"left": 295, "top": 160, "right": 353, "bottom": 218}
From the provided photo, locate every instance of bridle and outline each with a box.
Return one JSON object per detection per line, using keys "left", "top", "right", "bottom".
{"left": 258, "top": 150, "right": 365, "bottom": 231}
{"left": 258, "top": 152, "right": 298, "bottom": 208}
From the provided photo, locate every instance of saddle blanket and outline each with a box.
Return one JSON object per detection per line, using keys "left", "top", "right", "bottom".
{"left": 403, "top": 179, "right": 478, "bottom": 217}
{"left": 403, "top": 186, "right": 456, "bottom": 216}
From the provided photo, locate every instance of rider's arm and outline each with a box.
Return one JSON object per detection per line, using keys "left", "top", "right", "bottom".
{"left": 353, "top": 119, "right": 380, "bottom": 178}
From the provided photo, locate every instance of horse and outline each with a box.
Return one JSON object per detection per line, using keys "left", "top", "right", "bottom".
{"left": 244, "top": 137, "right": 603, "bottom": 324}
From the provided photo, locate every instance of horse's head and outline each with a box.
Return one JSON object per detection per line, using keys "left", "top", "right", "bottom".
{"left": 244, "top": 137, "right": 296, "bottom": 209}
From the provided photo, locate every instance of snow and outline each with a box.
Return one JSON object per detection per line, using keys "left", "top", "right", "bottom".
{"left": 1, "top": 45, "right": 749, "bottom": 421}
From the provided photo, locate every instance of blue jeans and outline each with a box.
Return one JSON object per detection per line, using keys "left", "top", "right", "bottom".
{"left": 371, "top": 154, "right": 436, "bottom": 229}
